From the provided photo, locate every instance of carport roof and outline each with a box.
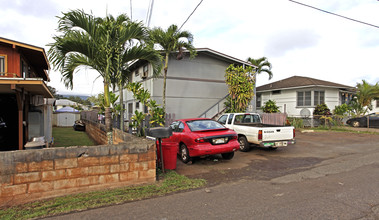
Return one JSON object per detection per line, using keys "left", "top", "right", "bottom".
{"left": 0, "top": 78, "right": 53, "bottom": 98}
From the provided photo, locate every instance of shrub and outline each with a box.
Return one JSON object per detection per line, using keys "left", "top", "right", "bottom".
{"left": 262, "top": 100, "right": 280, "bottom": 113}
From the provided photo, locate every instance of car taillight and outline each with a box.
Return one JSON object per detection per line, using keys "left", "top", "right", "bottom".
{"left": 195, "top": 137, "right": 206, "bottom": 143}
{"left": 293, "top": 129, "right": 295, "bottom": 138}
{"left": 230, "top": 135, "right": 237, "bottom": 140}
{"left": 258, "top": 130, "right": 262, "bottom": 141}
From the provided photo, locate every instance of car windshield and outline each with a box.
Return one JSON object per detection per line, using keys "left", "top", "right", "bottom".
{"left": 186, "top": 120, "right": 225, "bottom": 131}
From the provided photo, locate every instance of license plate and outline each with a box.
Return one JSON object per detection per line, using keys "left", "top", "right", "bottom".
{"left": 212, "top": 138, "right": 226, "bottom": 144}
{"left": 275, "top": 141, "right": 287, "bottom": 147}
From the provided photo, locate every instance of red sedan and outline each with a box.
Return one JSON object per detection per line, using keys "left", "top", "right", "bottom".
{"left": 162, "top": 118, "right": 240, "bottom": 163}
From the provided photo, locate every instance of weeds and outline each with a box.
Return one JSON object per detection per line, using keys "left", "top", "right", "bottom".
{"left": 0, "top": 171, "right": 206, "bottom": 220}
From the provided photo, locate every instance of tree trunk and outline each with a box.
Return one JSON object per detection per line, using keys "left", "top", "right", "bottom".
{"left": 119, "top": 82, "right": 124, "bottom": 131}
{"left": 162, "top": 53, "right": 169, "bottom": 124}
{"left": 105, "top": 107, "right": 113, "bottom": 144}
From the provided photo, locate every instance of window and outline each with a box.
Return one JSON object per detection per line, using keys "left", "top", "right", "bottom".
{"left": 142, "top": 65, "right": 148, "bottom": 78}
{"left": 134, "top": 69, "right": 139, "bottom": 77}
{"left": 218, "top": 115, "right": 228, "bottom": 125}
{"left": 186, "top": 120, "right": 224, "bottom": 131}
{"left": 377, "top": 100, "right": 379, "bottom": 108}
{"left": 314, "top": 91, "right": 325, "bottom": 106}
{"left": 135, "top": 102, "right": 140, "bottom": 110}
{"left": 169, "top": 121, "right": 184, "bottom": 132}
{"left": 272, "top": 90, "right": 281, "bottom": 95}
{"left": 0, "top": 55, "right": 6, "bottom": 73}
{"left": 297, "top": 91, "right": 311, "bottom": 106}
{"left": 256, "top": 94, "right": 262, "bottom": 108}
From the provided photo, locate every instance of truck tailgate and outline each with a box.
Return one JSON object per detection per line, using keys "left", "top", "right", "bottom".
{"left": 262, "top": 127, "right": 294, "bottom": 141}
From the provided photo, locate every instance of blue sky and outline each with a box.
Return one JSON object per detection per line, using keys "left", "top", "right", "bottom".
{"left": 1, "top": 0, "right": 378, "bottom": 96}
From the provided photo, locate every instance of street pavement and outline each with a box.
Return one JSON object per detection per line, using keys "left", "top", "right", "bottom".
{"left": 46, "top": 131, "right": 379, "bottom": 220}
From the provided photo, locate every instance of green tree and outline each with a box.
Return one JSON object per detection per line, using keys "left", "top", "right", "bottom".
{"left": 262, "top": 100, "right": 280, "bottom": 113}
{"left": 149, "top": 24, "right": 196, "bottom": 120}
{"left": 126, "top": 82, "right": 165, "bottom": 132}
{"left": 247, "top": 57, "right": 273, "bottom": 80}
{"left": 224, "top": 65, "right": 255, "bottom": 113}
{"left": 48, "top": 10, "right": 161, "bottom": 140}
{"left": 108, "top": 16, "right": 161, "bottom": 131}
{"left": 351, "top": 80, "right": 379, "bottom": 116}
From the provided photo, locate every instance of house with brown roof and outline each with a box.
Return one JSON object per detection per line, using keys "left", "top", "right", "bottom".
{"left": 0, "top": 37, "right": 54, "bottom": 151}
{"left": 256, "top": 76, "right": 355, "bottom": 117}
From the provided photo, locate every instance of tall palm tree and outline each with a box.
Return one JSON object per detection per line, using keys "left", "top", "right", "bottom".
{"left": 247, "top": 57, "right": 273, "bottom": 80}
{"left": 109, "top": 17, "right": 162, "bottom": 131}
{"left": 149, "top": 24, "right": 196, "bottom": 117}
{"left": 48, "top": 10, "right": 161, "bottom": 136}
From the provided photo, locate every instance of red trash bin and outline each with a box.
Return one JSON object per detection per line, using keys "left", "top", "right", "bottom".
{"left": 161, "top": 143, "right": 177, "bottom": 170}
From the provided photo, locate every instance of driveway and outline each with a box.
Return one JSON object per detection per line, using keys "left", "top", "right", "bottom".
{"left": 47, "top": 131, "right": 379, "bottom": 219}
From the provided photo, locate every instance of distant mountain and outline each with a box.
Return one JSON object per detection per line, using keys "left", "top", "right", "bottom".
{"left": 58, "top": 94, "right": 90, "bottom": 100}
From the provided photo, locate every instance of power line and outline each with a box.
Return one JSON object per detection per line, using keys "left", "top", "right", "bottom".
{"left": 178, "top": 0, "right": 204, "bottom": 31}
{"left": 289, "top": 0, "right": 379, "bottom": 29}
{"left": 130, "top": 0, "right": 132, "bottom": 20}
{"left": 146, "top": 0, "right": 154, "bottom": 27}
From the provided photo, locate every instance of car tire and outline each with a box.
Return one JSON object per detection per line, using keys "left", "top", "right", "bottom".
{"left": 352, "top": 121, "right": 360, "bottom": 127}
{"left": 180, "top": 144, "right": 191, "bottom": 164}
{"left": 238, "top": 136, "right": 250, "bottom": 152}
{"left": 221, "top": 152, "right": 234, "bottom": 160}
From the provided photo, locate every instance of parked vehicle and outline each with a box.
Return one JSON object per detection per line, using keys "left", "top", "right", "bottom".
{"left": 162, "top": 118, "right": 240, "bottom": 163}
{"left": 346, "top": 113, "right": 379, "bottom": 128}
{"left": 73, "top": 120, "right": 85, "bottom": 131}
{"left": 217, "top": 113, "right": 296, "bottom": 151}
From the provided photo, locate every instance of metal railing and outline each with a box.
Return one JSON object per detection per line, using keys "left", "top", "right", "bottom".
{"left": 198, "top": 94, "right": 229, "bottom": 119}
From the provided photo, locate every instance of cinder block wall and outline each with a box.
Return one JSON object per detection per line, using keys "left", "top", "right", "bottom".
{"left": 0, "top": 140, "right": 156, "bottom": 207}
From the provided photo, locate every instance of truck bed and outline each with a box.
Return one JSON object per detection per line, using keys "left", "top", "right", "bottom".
{"left": 234, "top": 122, "right": 288, "bottom": 128}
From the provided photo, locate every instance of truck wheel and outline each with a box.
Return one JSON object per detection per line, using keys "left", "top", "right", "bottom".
{"left": 180, "top": 144, "right": 191, "bottom": 164}
{"left": 238, "top": 136, "right": 250, "bottom": 152}
{"left": 221, "top": 152, "right": 234, "bottom": 160}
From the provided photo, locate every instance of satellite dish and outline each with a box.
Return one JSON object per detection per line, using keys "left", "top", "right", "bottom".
{"left": 300, "top": 108, "right": 311, "bottom": 118}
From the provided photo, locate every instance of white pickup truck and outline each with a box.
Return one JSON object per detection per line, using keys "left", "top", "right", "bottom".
{"left": 217, "top": 113, "right": 295, "bottom": 151}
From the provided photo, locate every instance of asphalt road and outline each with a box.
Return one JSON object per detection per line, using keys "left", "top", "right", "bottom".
{"left": 47, "top": 131, "right": 379, "bottom": 220}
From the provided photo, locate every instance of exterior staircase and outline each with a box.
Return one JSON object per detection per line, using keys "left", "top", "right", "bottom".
{"left": 198, "top": 94, "right": 228, "bottom": 120}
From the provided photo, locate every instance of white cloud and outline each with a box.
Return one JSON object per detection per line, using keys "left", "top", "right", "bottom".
{"left": 1, "top": 0, "right": 378, "bottom": 95}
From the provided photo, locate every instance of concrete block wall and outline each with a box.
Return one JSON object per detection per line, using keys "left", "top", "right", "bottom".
{"left": 0, "top": 140, "right": 156, "bottom": 207}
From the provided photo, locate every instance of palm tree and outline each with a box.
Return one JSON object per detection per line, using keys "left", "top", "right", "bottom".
{"left": 353, "top": 80, "right": 379, "bottom": 116}
{"left": 246, "top": 57, "right": 273, "bottom": 112}
{"left": 109, "top": 17, "right": 162, "bottom": 131}
{"left": 48, "top": 10, "right": 161, "bottom": 137}
{"left": 149, "top": 24, "right": 196, "bottom": 118}
{"left": 247, "top": 57, "right": 273, "bottom": 80}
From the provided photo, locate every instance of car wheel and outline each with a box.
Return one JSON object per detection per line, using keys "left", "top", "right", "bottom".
{"left": 238, "top": 136, "right": 250, "bottom": 152}
{"left": 221, "top": 152, "right": 234, "bottom": 160}
{"left": 352, "top": 121, "right": 360, "bottom": 127}
{"left": 180, "top": 144, "right": 191, "bottom": 164}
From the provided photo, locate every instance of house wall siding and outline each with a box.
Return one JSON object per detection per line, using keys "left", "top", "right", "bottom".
{"left": 258, "top": 87, "right": 342, "bottom": 117}
{"left": 0, "top": 45, "right": 21, "bottom": 76}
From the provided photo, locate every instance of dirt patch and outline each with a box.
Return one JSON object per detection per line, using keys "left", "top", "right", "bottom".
{"left": 174, "top": 130, "right": 379, "bottom": 186}
{"left": 182, "top": 157, "right": 323, "bottom": 186}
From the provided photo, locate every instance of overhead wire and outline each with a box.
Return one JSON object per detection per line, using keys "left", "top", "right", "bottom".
{"left": 146, "top": 0, "right": 154, "bottom": 27}
{"left": 178, "top": 0, "right": 204, "bottom": 31}
{"left": 289, "top": 0, "right": 379, "bottom": 29}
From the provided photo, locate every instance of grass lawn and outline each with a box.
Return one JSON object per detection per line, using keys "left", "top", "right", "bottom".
{"left": 0, "top": 171, "right": 206, "bottom": 220}
{"left": 52, "top": 127, "right": 95, "bottom": 147}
